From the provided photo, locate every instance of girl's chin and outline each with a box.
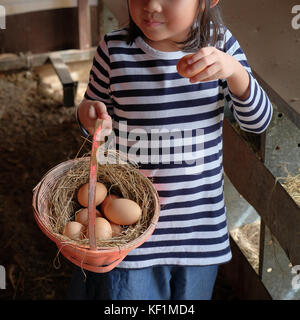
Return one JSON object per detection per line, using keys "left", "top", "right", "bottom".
{"left": 142, "top": 31, "right": 168, "bottom": 43}
{"left": 143, "top": 37, "right": 181, "bottom": 52}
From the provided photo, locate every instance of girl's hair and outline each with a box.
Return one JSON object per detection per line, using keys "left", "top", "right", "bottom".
{"left": 126, "top": 0, "right": 224, "bottom": 52}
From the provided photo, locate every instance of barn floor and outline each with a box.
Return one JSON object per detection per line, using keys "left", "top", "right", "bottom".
{"left": 0, "top": 67, "right": 89, "bottom": 300}
{"left": 0, "top": 64, "right": 241, "bottom": 300}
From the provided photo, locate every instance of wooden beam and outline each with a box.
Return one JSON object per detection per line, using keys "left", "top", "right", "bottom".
{"left": 219, "top": 235, "right": 272, "bottom": 300}
{"left": 49, "top": 53, "right": 74, "bottom": 86}
{"left": 49, "top": 52, "right": 78, "bottom": 107}
{"left": 98, "top": 0, "right": 105, "bottom": 40}
{"left": 78, "top": 0, "right": 91, "bottom": 50}
{"left": 223, "top": 118, "right": 300, "bottom": 266}
{"left": 257, "top": 132, "right": 266, "bottom": 280}
{"left": 0, "top": 48, "right": 96, "bottom": 72}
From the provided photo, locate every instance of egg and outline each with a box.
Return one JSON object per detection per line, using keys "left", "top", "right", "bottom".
{"left": 77, "top": 182, "right": 107, "bottom": 207}
{"left": 110, "top": 222, "right": 123, "bottom": 237}
{"left": 63, "top": 221, "right": 85, "bottom": 240}
{"left": 176, "top": 53, "right": 207, "bottom": 78}
{"left": 100, "top": 193, "right": 120, "bottom": 213}
{"left": 86, "top": 217, "right": 112, "bottom": 240}
{"left": 104, "top": 198, "right": 142, "bottom": 225}
{"left": 75, "top": 208, "right": 102, "bottom": 227}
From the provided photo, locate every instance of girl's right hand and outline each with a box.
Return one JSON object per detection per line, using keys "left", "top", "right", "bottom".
{"left": 77, "top": 99, "right": 113, "bottom": 137}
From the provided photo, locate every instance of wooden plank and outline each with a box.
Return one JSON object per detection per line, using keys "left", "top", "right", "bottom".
{"left": 257, "top": 132, "right": 266, "bottom": 280}
{"left": 78, "top": 0, "right": 91, "bottom": 50}
{"left": 223, "top": 118, "right": 300, "bottom": 266}
{"left": 0, "top": 47, "right": 96, "bottom": 72}
{"left": 49, "top": 52, "right": 78, "bottom": 107}
{"left": 3, "top": 0, "right": 98, "bottom": 16}
{"left": 0, "top": 7, "right": 100, "bottom": 54}
{"left": 258, "top": 220, "right": 265, "bottom": 280}
{"left": 0, "top": 8, "right": 79, "bottom": 54}
{"left": 219, "top": 235, "right": 272, "bottom": 300}
{"left": 98, "top": 0, "right": 105, "bottom": 39}
{"left": 49, "top": 53, "right": 74, "bottom": 85}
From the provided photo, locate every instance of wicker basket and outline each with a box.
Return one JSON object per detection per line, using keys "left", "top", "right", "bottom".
{"left": 32, "top": 157, "right": 160, "bottom": 273}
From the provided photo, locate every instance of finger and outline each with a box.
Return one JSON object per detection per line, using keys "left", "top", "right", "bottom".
{"left": 186, "top": 47, "right": 215, "bottom": 65}
{"left": 187, "top": 53, "right": 215, "bottom": 78}
{"left": 190, "top": 63, "right": 220, "bottom": 83}
{"left": 96, "top": 119, "right": 112, "bottom": 141}
{"left": 100, "top": 113, "right": 111, "bottom": 120}
{"left": 102, "top": 118, "right": 112, "bottom": 133}
{"left": 88, "top": 105, "right": 97, "bottom": 119}
{"left": 93, "top": 101, "right": 108, "bottom": 118}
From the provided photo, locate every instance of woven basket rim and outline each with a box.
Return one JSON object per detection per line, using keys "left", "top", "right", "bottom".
{"left": 32, "top": 156, "right": 160, "bottom": 252}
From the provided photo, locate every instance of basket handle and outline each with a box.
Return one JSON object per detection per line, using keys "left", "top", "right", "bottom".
{"left": 88, "top": 119, "right": 105, "bottom": 250}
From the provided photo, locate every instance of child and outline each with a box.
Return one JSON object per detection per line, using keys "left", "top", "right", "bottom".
{"left": 69, "top": 0, "right": 273, "bottom": 300}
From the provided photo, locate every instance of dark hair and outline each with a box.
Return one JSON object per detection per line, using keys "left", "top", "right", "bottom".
{"left": 126, "top": 0, "right": 224, "bottom": 52}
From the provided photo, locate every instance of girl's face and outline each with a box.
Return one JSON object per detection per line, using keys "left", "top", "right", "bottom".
{"left": 129, "top": 0, "right": 201, "bottom": 51}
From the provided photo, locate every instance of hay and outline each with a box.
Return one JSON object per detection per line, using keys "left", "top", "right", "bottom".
{"left": 229, "top": 168, "right": 300, "bottom": 275}
{"left": 230, "top": 220, "right": 260, "bottom": 273}
{"left": 281, "top": 168, "right": 300, "bottom": 207}
{"left": 45, "top": 150, "right": 157, "bottom": 248}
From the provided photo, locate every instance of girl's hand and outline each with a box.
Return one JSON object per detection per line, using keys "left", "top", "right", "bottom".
{"left": 184, "top": 47, "right": 250, "bottom": 99}
{"left": 77, "top": 99, "right": 113, "bottom": 137}
{"left": 183, "top": 47, "right": 239, "bottom": 82}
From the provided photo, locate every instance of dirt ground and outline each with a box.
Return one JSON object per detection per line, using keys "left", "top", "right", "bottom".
{"left": 0, "top": 66, "right": 92, "bottom": 300}
{"left": 0, "top": 64, "right": 240, "bottom": 300}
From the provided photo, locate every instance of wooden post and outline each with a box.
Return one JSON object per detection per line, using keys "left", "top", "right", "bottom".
{"left": 78, "top": 0, "right": 91, "bottom": 50}
{"left": 49, "top": 53, "right": 78, "bottom": 107}
{"left": 258, "top": 131, "right": 266, "bottom": 280}
{"left": 223, "top": 118, "right": 300, "bottom": 266}
{"left": 98, "top": 0, "right": 105, "bottom": 40}
{"left": 219, "top": 235, "right": 272, "bottom": 300}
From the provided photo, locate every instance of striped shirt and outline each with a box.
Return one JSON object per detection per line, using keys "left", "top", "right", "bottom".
{"left": 83, "top": 28, "right": 273, "bottom": 268}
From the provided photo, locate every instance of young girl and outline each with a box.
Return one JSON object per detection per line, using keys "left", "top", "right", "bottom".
{"left": 69, "top": 0, "right": 273, "bottom": 300}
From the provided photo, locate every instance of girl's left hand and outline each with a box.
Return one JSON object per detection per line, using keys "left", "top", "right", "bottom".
{"left": 185, "top": 47, "right": 240, "bottom": 83}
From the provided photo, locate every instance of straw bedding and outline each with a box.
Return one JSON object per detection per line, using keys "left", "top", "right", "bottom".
{"left": 281, "top": 168, "right": 300, "bottom": 208}
{"left": 43, "top": 150, "right": 157, "bottom": 248}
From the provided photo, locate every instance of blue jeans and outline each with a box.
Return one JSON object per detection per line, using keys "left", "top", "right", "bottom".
{"left": 66, "top": 265, "right": 218, "bottom": 300}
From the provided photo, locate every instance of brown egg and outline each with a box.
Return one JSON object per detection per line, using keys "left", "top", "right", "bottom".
{"left": 104, "top": 198, "right": 142, "bottom": 225}
{"left": 75, "top": 208, "right": 102, "bottom": 227}
{"left": 77, "top": 182, "right": 107, "bottom": 207}
{"left": 86, "top": 217, "right": 112, "bottom": 240}
{"left": 176, "top": 53, "right": 207, "bottom": 78}
{"left": 110, "top": 222, "right": 123, "bottom": 237}
{"left": 100, "top": 193, "right": 120, "bottom": 213}
{"left": 63, "top": 221, "right": 85, "bottom": 240}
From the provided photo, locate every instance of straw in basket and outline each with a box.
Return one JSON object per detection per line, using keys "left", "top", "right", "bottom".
{"left": 32, "top": 119, "right": 160, "bottom": 273}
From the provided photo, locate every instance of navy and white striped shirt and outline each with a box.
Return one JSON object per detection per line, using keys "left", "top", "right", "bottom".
{"left": 83, "top": 28, "right": 273, "bottom": 268}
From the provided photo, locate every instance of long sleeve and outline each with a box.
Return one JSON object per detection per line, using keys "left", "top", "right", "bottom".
{"left": 222, "top": 28, "right": 273, "bottom": 134}
{"left": 84, "top": 35, "right": 114, "bottom": 119}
